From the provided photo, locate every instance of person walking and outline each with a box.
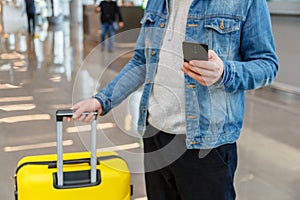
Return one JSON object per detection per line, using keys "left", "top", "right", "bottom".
{"left": 96, "top": 0, "right": 124, "bottom": 52}
{"left": 71, "top": 0, "right": 279, "bottom": 199}
{"left": 24, "top": 0, "right": 36, "bottom": 35}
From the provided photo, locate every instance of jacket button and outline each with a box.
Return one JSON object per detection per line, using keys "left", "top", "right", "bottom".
{"left": 151, "top": 50, "right": 156, "bottom": 56}
{"left": 159, "top": 22, "right": 165, "bottom": 28}
{"left": 187, "top": 24, "right": 198, "bottom": 27}
{"left": 187, "top": 115, "right": 197, "bottom": 119}
{"left": 187, "top": 84, "right": 196, "bottom": 88}
{"left": 220, "top": 19, "right": 225, "bottom": 30}
{"left": 190, "top": 141, "right": 200, "bottom": 145}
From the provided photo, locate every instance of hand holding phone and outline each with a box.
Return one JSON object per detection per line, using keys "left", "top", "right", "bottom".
{"left": 181, "top": 43, "right": 224, "bottom": 86}
{"left": 182, "top": 41, "right": 208, "bottom": 62}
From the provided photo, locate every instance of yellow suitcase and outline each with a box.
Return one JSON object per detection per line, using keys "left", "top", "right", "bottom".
{"left": 14, "top": 110, "right": 131, "bottom": 200}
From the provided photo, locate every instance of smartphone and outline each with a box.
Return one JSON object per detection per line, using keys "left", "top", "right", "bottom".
{"left": 182, "top": 41, "right": 208, "bottom": 62}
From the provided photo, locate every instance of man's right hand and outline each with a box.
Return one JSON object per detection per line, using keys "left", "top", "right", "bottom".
{"left": 70, "top": 98, "right": 102, "bottom": 123}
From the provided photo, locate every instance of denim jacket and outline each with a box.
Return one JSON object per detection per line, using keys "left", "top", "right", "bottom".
{"left": 95, "top": 0, "right": 279, "bottom": 149}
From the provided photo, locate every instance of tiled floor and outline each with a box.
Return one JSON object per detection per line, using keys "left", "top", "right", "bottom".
{"left": 1, "top": 9, "right": 300, "bottom": 200}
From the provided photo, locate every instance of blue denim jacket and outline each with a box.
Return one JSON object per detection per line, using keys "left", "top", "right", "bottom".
{"left": 95, "top": 0, "right": 279, "bottom": 149}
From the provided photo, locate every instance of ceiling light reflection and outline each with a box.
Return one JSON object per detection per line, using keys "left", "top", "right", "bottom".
{"left": 97, "top": 142, "right": 140, "bottom": 152}
{"left": 50, "top": 76, "right": 61, "bottom": 82}
{"left": 0, "top": 104, "right": 36, "bottom": 111}
{"left": 0, "top": 96, "right": 33, "bottom": 103}
{"left": 13, "top": 61, "right": 26, "bottom": 67}
{"left": 66, "top": 123, "right": 116, "bottom": 133}
{"left": 14, "top": 67, "right": 27, "bottom": 72}
{"left": 0, "top": 114, "right": 51, "bottom": 123}
{"left": 33, "top": 88, "right": 56, "bottom": 93}
{"left": 0, "top": 83, "right": 21, "bottom": 89}
{"left": 4, "top": 140, "right": 73, "bottom": 152}
{"left": 0, "top": 52, "right": 25, "bottom": 60}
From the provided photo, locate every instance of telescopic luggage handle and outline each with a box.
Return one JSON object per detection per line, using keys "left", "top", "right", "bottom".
{"left": 55, "top": 109, "right": 98, "bottom": 187}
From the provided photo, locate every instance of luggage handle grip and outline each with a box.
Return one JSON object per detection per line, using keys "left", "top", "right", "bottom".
{"left": 48, "top": 158, "right": 100, "bottom": 169}
{"left": 56, "top": 109, "right": 98, "bottom": 121}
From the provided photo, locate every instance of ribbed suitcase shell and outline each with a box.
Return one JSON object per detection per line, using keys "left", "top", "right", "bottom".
{"left": 15, "top": 151, "right": 131, "bottom": 200}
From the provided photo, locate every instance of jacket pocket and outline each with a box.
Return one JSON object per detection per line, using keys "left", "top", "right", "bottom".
{"left": 140, "top": 11, "right": 166, "bottom": 55}
{"left": 204, "top": 17, "right": 241, "bottom": 58}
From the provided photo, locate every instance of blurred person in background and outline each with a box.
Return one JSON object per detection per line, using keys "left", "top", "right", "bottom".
{"left": 24, "top": 0, "right": 36, "bottom": 35}
{"left": 96, "top": 0, "right": 124, "bottom": 52}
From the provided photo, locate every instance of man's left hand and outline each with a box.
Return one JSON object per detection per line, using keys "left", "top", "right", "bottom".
{"left": 181, "top": 50, "right": 224, "bottom": 86}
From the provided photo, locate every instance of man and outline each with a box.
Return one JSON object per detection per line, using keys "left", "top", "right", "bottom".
{"left": 96, "top": 0, "right": 124, "bottom": 52}
{"left": 72, "top": 0, "right": 279, "bottom": 199}
{"left": 24, "top": 0, "right": 36, "bottom": 35}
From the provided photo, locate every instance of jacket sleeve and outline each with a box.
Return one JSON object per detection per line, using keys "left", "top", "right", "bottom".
{"left": 221, "top": 0, "right": 279, "bottom": 93}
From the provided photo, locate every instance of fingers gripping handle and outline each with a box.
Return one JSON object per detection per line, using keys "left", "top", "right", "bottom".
{"left": 56, "top": 109, "right": 98, "bottom": 186}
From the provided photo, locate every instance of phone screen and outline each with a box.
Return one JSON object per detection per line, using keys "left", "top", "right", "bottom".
{"left": 182, "top": 41, "right": 208, "bottom": 62}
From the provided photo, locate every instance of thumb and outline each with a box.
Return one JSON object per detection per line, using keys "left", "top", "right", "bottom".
{"left": 208, "top": 50, "right": 218, "bottom": 60}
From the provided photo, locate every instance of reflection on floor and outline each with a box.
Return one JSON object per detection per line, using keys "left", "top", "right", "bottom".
{"left": 0, "top": 11, "right": 300, "bottom": 200}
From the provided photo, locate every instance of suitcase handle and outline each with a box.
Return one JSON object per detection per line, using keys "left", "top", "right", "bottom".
{"left": 53, "top": 169, "right": 101, "bottom": 189}
{"left": 56, "top": 109, "right": 98, "bottom": 187}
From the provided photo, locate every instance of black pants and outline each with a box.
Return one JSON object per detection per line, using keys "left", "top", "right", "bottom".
{"left": 143, "top": 124, "right": 238, "bottom": 200}
{"left": 27, "top": 13, "right": 35, "bottom": 34}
